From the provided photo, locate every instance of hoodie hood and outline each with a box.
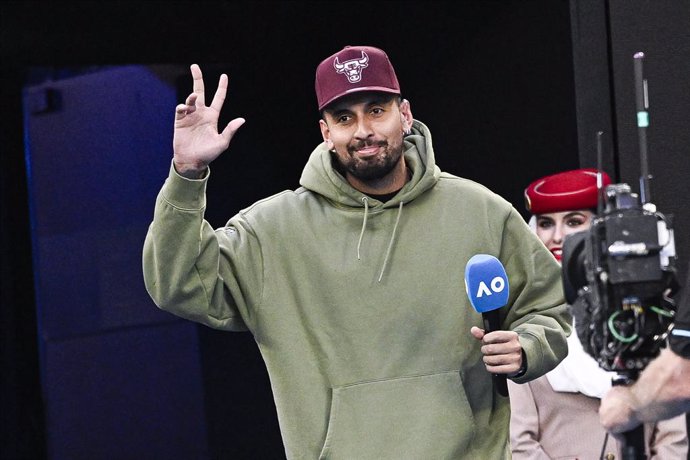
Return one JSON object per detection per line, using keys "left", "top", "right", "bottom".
{"left": 299, "top": 119, "right": 441, "bottom": 207}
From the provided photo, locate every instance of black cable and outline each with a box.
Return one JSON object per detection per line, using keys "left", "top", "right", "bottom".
{"left": 599, "top": 431, "right": 609, "bottom": 460}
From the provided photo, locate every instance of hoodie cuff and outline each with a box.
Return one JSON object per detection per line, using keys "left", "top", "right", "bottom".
{"left": 511, "top": 332, "right": 544, "bottom": 383}
{"left": 161, "top": 160, "right": 209, "bottom": 210}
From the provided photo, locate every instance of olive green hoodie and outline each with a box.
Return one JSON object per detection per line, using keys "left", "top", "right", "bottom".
{"left": 143, "top": 120, "right": 570, "bottom": 459}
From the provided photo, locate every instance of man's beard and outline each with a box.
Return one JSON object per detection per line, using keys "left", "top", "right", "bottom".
{"left": 336, "top": 140, "right": 403, "bottom": 181}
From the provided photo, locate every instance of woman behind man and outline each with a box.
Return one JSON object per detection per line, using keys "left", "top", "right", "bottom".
{"left": 508, "top": 168, "right": 688, "bottom": 459}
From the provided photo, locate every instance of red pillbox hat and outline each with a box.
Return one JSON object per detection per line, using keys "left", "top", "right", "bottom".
{"left": 315, "top": 45, "right": 401, "bottom": 111}
{"left": 524, "top": 168, "right": 612, "bottom": 214}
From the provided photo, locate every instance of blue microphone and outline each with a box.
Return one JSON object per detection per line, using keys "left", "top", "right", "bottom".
{"left": 465, "top": 254, "right": 510, "bottom": 397}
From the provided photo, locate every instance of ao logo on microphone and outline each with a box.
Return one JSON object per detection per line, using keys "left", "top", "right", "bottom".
{"left": 464, "top": 254, "right": 510, "bottom": 313}
{"left": 475, "top": 276, "right": 506, "bottom": 297}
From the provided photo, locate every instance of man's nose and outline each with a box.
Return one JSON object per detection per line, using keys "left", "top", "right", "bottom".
{"left": 354, "top": 118, "right": 374, "bottom": 139}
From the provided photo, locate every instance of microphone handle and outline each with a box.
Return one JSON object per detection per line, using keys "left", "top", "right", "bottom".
{"left": 482, "top": 312, "right": 509, "bottom": 397}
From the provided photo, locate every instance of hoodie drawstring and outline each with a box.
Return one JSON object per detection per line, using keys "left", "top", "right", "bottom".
{"left": 357, "top": 196, "right": 369, "bottom": 260}
{"left": 356, "top": 197, "right": 405, "bottom": 282}
{"left": 378, "top": 201, "right": 404, "bottom": 282}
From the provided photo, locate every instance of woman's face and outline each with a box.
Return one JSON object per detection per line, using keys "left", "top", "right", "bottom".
{"left": 535, "top": 210, "right": 594, "bottom": 262}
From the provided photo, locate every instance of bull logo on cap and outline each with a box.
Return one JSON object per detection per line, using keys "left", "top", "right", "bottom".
{"left": 333, "top": 51, "right": 369, "bottom": 83}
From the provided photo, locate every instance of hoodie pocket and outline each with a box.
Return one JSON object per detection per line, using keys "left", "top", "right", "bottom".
{"left": 318, "top": 370, "right": 475, "bottom": 460}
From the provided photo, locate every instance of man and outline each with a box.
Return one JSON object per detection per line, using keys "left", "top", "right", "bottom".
{"left": 600, "top": 269, "right": 690, "bottom": 433}
{"left": 143, "top": 45, "right": 570, "bottom": 459}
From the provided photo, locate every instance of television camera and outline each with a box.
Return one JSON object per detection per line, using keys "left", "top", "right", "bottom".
{"left": 560, "top": 52, "right": 679, "bottom": 460}
{"left": 561, "top": 52, "right": 679, "bottom": 382}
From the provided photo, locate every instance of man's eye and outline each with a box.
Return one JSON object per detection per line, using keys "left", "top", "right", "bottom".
{"left": 337, "top": 115, "right": 352, "bottom": 123}
{"left": 371, "top": 107, "right": 384, "bottom": 115}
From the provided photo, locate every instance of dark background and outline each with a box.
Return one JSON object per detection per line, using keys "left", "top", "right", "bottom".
{"left": 1, "top": 1, "right": 688, "bottom": 459}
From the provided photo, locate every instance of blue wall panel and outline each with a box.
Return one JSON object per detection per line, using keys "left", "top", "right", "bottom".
{"left": 24, "top": 65, "right": 209, "bottom": 459}
{"left": 43, "top": 323, "right": 207, "bottom": 460}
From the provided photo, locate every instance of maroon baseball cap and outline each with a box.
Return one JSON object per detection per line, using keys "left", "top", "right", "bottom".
{"left": 524, "top": 168, "right": 612, "bottom": 214}
{"left": 315, "top": 45, "right": 401, "bottom": 111}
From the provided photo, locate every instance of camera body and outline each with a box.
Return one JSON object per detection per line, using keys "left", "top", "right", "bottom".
{"left": 562, "top": 182, "right": 677, "bottom": 378}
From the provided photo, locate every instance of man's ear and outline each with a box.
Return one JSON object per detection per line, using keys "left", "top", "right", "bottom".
{"left": 400, "top": 99, "right": 413, "bottom": 133}
{"left": 319, "top": 119, "right": 334, "bottom": 149}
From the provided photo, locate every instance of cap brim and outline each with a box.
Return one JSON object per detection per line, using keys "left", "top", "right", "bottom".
{"left": 319, "top": 86, "right": 401, "bottom": 111}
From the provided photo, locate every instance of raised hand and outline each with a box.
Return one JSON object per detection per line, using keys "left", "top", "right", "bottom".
{"left": 173, "top": 64, "right": 245, "bottom": 178}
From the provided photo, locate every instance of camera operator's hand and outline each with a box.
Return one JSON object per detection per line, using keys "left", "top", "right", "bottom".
{"left": 173, "top": 64, "right": 245, "bottom": 179}
{"left": 600, "top": 348, "right": 690, "bottom": 433}
{"left": 471, "top": 327, "right": 523, "bottom": 376}
{"left": 599, "top": 385, "right": 641, "bottom": 433}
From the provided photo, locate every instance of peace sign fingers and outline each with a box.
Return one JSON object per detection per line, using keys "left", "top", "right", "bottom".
{"left": 209, "top": 73, "right": 228, "bottom": 113}
{"left": 190, "top": 63, "right": 206, "bottom": 106}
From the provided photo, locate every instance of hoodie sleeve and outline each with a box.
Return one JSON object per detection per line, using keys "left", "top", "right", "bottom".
{"left": 498, "top": 207, "right": 571, "bottom": 383}
{"left": 142, "top": 163, "right": 263, "bottom": 332}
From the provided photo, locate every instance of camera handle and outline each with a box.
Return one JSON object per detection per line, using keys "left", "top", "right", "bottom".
{"left": 621, "top": 425, "right": 646, "bottom": 460}
{"left": 612, "top": 374, "right": 647, "bottom": 460}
